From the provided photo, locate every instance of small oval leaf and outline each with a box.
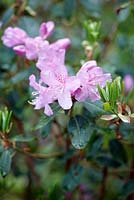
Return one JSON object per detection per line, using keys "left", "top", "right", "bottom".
{"left": 0, "top": 150, "right": 12, "bottom": 177}
{"left": 68, "top": 115, "right": 90, "bottom": 149}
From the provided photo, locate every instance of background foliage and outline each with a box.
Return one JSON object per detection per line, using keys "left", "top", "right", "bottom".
{"left": 0, "top": 0, "right": 134, "bottom": 200}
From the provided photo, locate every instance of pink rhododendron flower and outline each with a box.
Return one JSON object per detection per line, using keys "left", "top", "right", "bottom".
{"left": 1, "top": 21, "right": 70, "bottom": 60}
{"left": 1, "top": 27, "right": 27, "bottom": 47}
{"left": 28, "top": 48, "right": 80, "bottom": 114}
{"left": 30, "top": 49, "right": 80, "bottom": 113}
{"left": 75, "top": 60, "right": 112, "bottom": 102}
{"left": 41, "top": 70, "right": 80, "bottom": 110}
{"left": 124, "top": 74, "right": 134, "bottom": 93}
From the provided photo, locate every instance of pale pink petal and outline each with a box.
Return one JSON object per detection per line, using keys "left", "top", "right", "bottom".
{"left": 2, "top": 27, "right": 27, "bottom": 47}
{"left": 74, "top": 87, "right": 88, "bottom": 102}
{"left": 66, "top": 76, "right": 80, "bottom": 93}
{"left": 44, "top": 104, "right": 53, "bottom": 116}
{"left": 80, "top": 60, "right": 97, "bottom": 71}
{"left": 29, "top": 75, "right": 40, "bottom": 90}
{"left": 25, "top": 37, "right": 42, "bottom": 60}
{"left": 50, "top": 38, "right": 71, "bottom": 50}
{"left": 37, "top": 48, "right": 66, "bottom": 75}
{"left": 39, "top": 21, "right": 55, "bottom": 39}
{"left": 13, "top": 45, "right": 26, "bottom": 56}
{"left": 58, "top": 89, "right": 72, "bottom": 110}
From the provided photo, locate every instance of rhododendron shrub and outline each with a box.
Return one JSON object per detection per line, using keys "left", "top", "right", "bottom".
{"left": 0, "top": 1, "right": 134, "bottom": 200}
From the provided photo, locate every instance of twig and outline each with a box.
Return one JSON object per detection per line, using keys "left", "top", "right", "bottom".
{"left": 127, "top": 160, "right": 134, "bottom": 200}
{"left": 98, "top": 166, "right": 108, "bottom": 200}
{"left": 14, "top": 146, "right": 64, "bottom": 159}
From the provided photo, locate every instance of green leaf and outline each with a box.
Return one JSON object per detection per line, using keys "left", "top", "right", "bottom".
{"left": 109, "top": 139, "right": 127, "bottom": 163}
{"left": 121, "top": 181, "right": 134, "bottom": 197}
{"left": 98, "top": 86, "right": 107, "bottom": 102}
{"left": 109, "top": 83, "right": 115, "bottom": 107}
{"left": 35, "top": 115, "right": 54, "bottom": 131}
{"left": 5, "top": 110, "right": 12, "bottom": 133}
{"left": 0, "top": 108, "right": 12, "bottom": 133}
{"left": 125, "top": 88, "right": 134, "bottom": 103}
{"left": 2, "top": 110, "right": 6, "bottom": 132}
{"left": 64, "top": 0, "right": 76, "bottom": 19}
{"left": 62, "top": 165, "right": 83, "bottom": 191}
{"left": 68, "top": 115, "right": 90, "bottom": 149}
{"left": 131, "top": 113, "right": 134, "bottom": 118}
{"left": 12, "top": 135, "right": 35, "bottom": 142}
{"left": 1, "top": 7, "right": 14, "bottom": 26}
{"left": 48, "top": 185, "right": 64, "bottom": 200}
{"left": 84, "top": 100, "right": 105, "bottom": 117}
{"left": 40, "top": 121, "right": 52, "bottom": 139}
{"left": 96, "top": 156, "right": 121, "bottom": 168}
{"left": 35, "top": 104, "right": 61, "bottom": 130}
{"left": 0, "top": 150, "right": 12, "bottom": 177}
{"left": 87, "top": 135, "right": 103, "bottom": 159}
{"left": 103, "top": 102, "right": 111, "bottom": 111}
{"left": 11, "top": 70, "right": 31, "bottom": 84}
{"left": 0, "top": 144, "right": 4, "bottom": 153}
{"left": 88, "top": 168, "right": 102, "bottom": 183}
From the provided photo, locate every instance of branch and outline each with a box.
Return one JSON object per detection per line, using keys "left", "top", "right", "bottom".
{"left": 14, "top": 146, "right": 64, "bottom": 159}
{"left": 98, "top": 166, "right": 108, "bottom": 200}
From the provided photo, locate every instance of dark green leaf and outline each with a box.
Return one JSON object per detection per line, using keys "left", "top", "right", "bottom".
{"left": 84, "top": 100, "right": 105, "bottom": 117}
{"left": 35, "top": 115, "right": 54, "bottom": 131}
{"left": 96, "top": 156, "right": 121, "bottom": 168}
{"left": 40, "top": 121, "right": 52, "bottom": 139}
{"left": 0, "top": 150, "right": 12, "bottom": 177}
{"left": 48, "top": 185, "right": 64, "bottom": 200}
{"left": 35, "top": 104, "right": 61, "bottom": 130}
{"left": 2, "top": 7, "right": 14, "bottom": 26}
{"left": 62, "top": 165, "right": 83, "bottom": 191}
{"left": 64, "top": 0, "right": 76, "bottom": 19}
{"left": 11, "top": 70, "right": 31, "bottom": 84}
{"left": 121, "top": 181, "right": 134, "bottom": 197}
{"left": 68, "top": 115, "right": 90, "bottom": 149}
{"left": 88, "top": 168, "right": 102, "bottom": 183}
{"left": 0, "top": 144, "right": 4, "bottom": 153}
{"left": 87, "top": 135, "right": 103, "bottom": 159}
{"left": 109, "top": 139, "right": 127, "bottom": 163}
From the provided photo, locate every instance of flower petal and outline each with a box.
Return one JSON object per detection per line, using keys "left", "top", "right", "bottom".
{"left": 39, "top": 21, "right": 55, "bottom": 39}
{"left": 58, "top": 89, "right": 72, "bottom": 110}
{"left": 50, "top": 38, "right": 71, "bottom": 50}
{"left": 44, "top": 104, "right": 53, "bottom": 116}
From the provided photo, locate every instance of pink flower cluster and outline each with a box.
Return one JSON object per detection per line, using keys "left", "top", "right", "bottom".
{"left": 2, "top": 21, "right": 112, "bottom": 116}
